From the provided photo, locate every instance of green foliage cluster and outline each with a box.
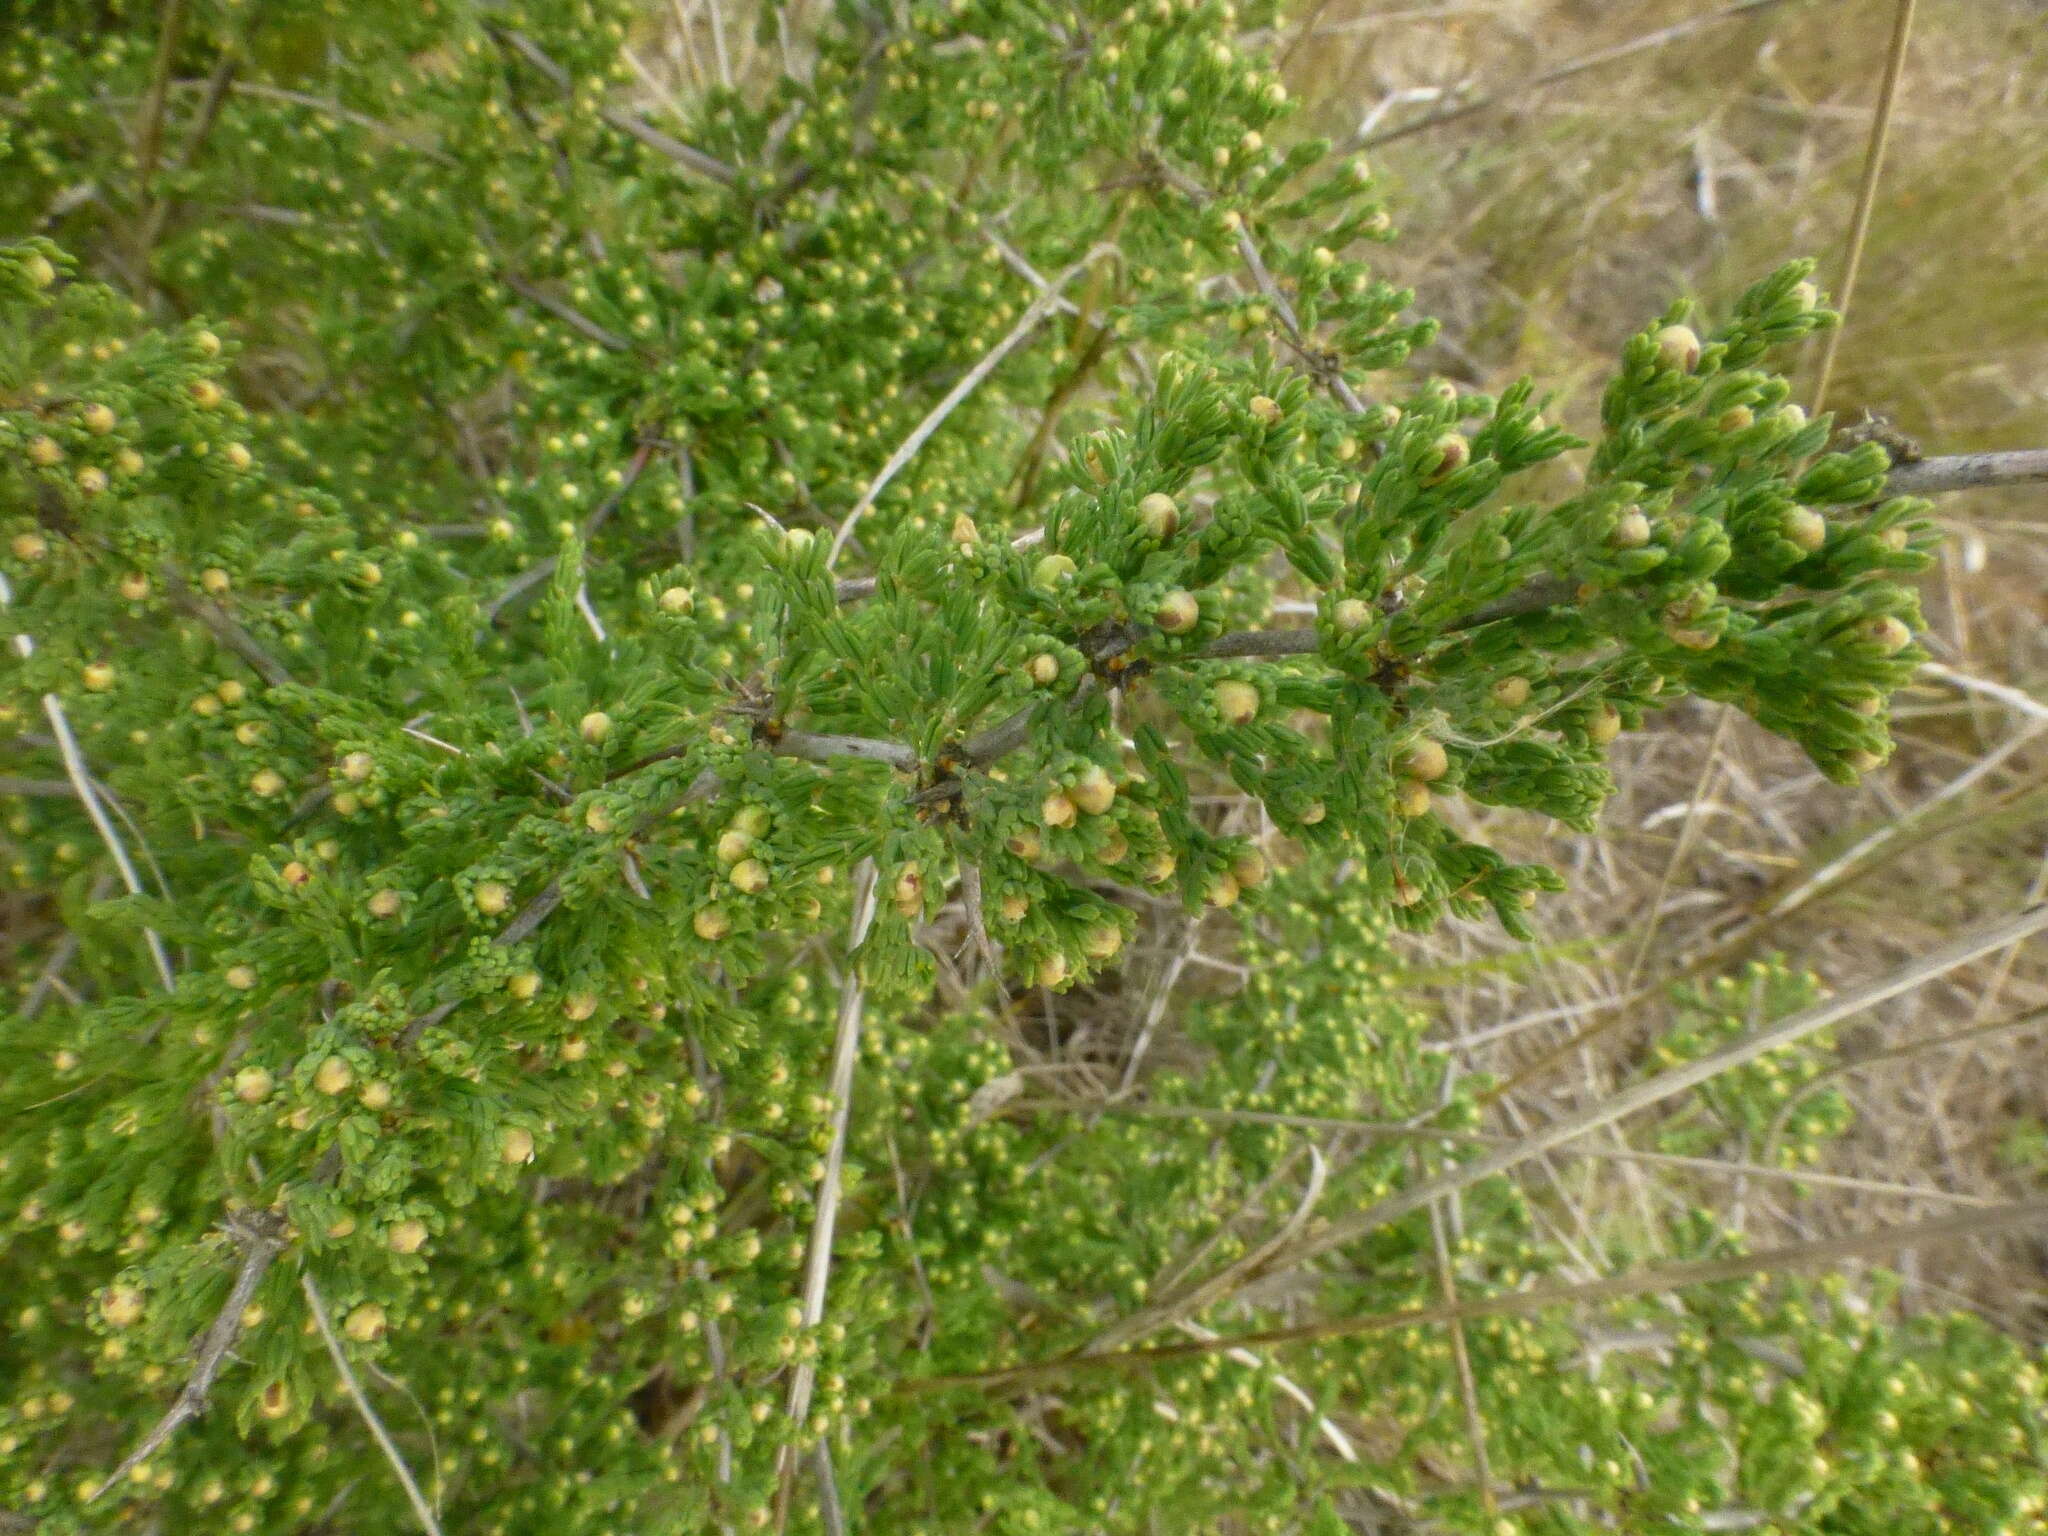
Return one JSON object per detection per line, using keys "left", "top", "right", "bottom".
{"left": 1, "top": 0, "right": 2035, "bottom": 1532}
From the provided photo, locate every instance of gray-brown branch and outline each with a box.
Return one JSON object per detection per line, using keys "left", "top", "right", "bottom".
{"left": 92, "top": 1211, "right": 288, "bottom": 1500}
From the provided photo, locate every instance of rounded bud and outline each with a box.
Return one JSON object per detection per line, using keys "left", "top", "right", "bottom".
{"left": 473, "top": 881, "right": 511, "bottom": 916}
{"left": 24, "top": 253, "right": 56, "bottom": 288}
{"left": 1299, "top": 802, "right": 1326, "bottom": 826}
{"left": 730, "top": 858, "right": 770, "bottom": 894}
{"left": 1791, "top": 280, "right": 1820, "bottom": 311}
{"left": 949, "top": 512, "right": 979, "bottom": 545}
{"left": 1394, "top": 780, "right": 1432, "bottom": 818}
{"left": 693, "top": 906, "right": 730, "bottom": 941}
{"left": 1397, "top": 738, "right": 1449, "bottom": 782}
{"left": 81, "top": 662, "right": 116, "bottom": 693}
{"left": 257, "top": 1383, "right": 292, "bottom": 1420}
{"left": 1654, "top": 324, "right": 1702, "bottom": 373}
{"left": 1332, "top": 598, "right": 1371, "bottom": 632}
{"left": 358, "top": 1081, "right": 392, "bottom": 1111}
{"left": 224, "top": 964, "right": 259, "bottom": 991}
{"left": 1230, "top": 848, "right": 1269, "bottom": 889}
{"left": 1784, "top": 507, "right": 1827, "bottom": 552}
{"left": 506, "top": 970, "right": 542, "bottom": 1001}
{"left": 1035, "top": 953, "right": 1070, "bottom": 989}
{"left": 367, "top": 889, "right": 403, "bottom": 919}
{"left": 781, "top": 527, "right": 814, "bottom": 558}
{"left": 193, "top": 329, "right": 222, "bottom": 357}
{"left": 1423, "top": 432, "right": 1469, "bottom": 485}
{"left": 223, "top": 443, "right": 252, "bottom": 472}
{"left": 313, "top": 1056, "right": 353, "bottom": 1096}
{"left": 500, "top": 1126, "right": 536, "bottom": 1164}
{"left": 232, "top": 1067, "right": 274, "bottom": 1104}
{"left": 27, "top": 435, "right": 63, "bottom": 467}
{"left": 658, "top": 586, "right": 695, "bottom": 615}
{"left": 1248, "top": 395, "right": 1282, "bottom": 426}
{"left": 198, "top": 566, "right": 232, "bottom": 595}
{"left": 215, "top": 679, "right": 245, "bottom": 706}
{"left": 1070, "top": 764, "right": 1117, "bottom": 816}
{"left": 1137, "top": 492, "right": 1180, "bottom": 538}
{"left": 1144, "top": 849, "right": 1178, "bottom": 885}
{"left": 1211, "top": 680, "right": 1261, "bottom": 727}
{"left": 333, "top": 751, "right": 373, "bottom": 784}
{"left": 1006, "top": 828, "right": 1042, "bottom": 861}
{"left": 81, "top": 403, "right": 116, "bottom": 435}
{"left": 75, "top": 466, "right": 108, "bottom": 496}
{"left": 1082, "top": 925, "right": 1123, "bottom": 961}
{"left": 1031, "top": 553, "right": 1078, "bottom": 591}
{"left": 10, "top": 532, "right": 48, "bottom": 561}
{"left": 102, "top": 1286, "right": 146, "bottom": 1329}
{"left": 1844, "top": 748, "right": 1886, "bottom": 776}
{"left": 1849, "top": 693, "right": 1884, "bottom": 718}
{"left": 563, "top": 992, "right": 599, "bottom": 1022}
{"left": 1610, "top": 509, "right": 1652, "bottom": 549}
{"left": 998, "top": 892, "right": 1029, "bottom": 923}
{"left": 1717, "top": 405, "right": 1755, "bottom": 434}
{"left": 387, "top": 1220, "right": 428, "bottom": 1255}
{"left": 1492, "top": 675, "right": 1531, "bottom": 708}
{"left": 343, "top": 1304, "right": 387, "bottom": 1343}
{"left": 579, "top": 710, "right": 612, "bottom": 743}
{"left": 1588, "top": 703, "right": 1624, "bottom": 745}
{"left": 1040, "top": 790, "right": 1078, "bottom": 829}
{"left": 1862, "top": 616, "right": 1913, "bottom": 656}
{"left": 116, "top": 447, "right": 144, "bottom": 475}
{"left": 1204, "top": 873, "right": 1241, "bottom": 909}
{"left": 1154, "top": 590, "right": 1200, "bottom": 634}
{"left": 1025, "top": 652, "right": 1060, "bottom": 687}
{"left": 583, "top": 802, "right": 614, "bottom": 834}
{"left": 280, "top": 860, "right": 312, "bottom": 888}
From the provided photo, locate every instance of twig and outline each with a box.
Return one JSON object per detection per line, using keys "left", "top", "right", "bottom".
{"left": 483, "top": 437, "right": 661, "bottom": 623}
{"left": 1428, "top": 1167, "right": 1494, "bottom": 1516}
{"left": 772, "top": 730, "right": 919, "bottom": 773}
{"left": 778, "top": 861, "right": 880, "bottom": 1513}
{"left": 0, "top": 776, "right": 74, "bottom": 796}
{"left": 498, "top": 271, "right": 632, "bottom": 352}
{"left": 1763, "top": 1005, "right": 2048, "bottom": 1170}
{"left": 1885, "top": 448, "right": 2048, "bottom": 497}
{"left": 1084, "top": 904, "right": 2048, "bottom": 1349}
{"left": 1347, "top": 0, "right": 1807, "bottom": 152}
{"left": 490, "top": 28, "right": 735, "bottom": 185}
{"left": 1194, "top": 628, "right": 1321, "bottom": 659}
{"left": 911, "top": 1193, "right": 2048, "bottom": 1393}
{"left": 43, "top": 694, "right": 176, "bottom": 991}
{"left": 92, "top": 1211, "right": 286, "bottom": 1499}
{"left": 1916, "top": 661, "right": 2048, "bottom": 726}
{"left": 132, "top": 0, "right": 188, "bottom": 214}
{"left": 1115, "top": 934, "right": 1197, "bottom": 1096}
{"left": 826, "top": 252, "right": 1109, "bottom": 569}
{"left": 1810, "top": 0, "right": 1918, "bottom": 413}
{"left": 1013, "top": 1097, "right": 1987, "bottom": 1206}
{"left": 1234, "top": 226, "right": 1370, "bottom": 414}
{"left": 302, "top": 1272, "right": 445, "bottom": 1535}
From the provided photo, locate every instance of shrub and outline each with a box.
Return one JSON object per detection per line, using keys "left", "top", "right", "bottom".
{"left": 3, "top": 2, "right": 2037, "bottom": 1532}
